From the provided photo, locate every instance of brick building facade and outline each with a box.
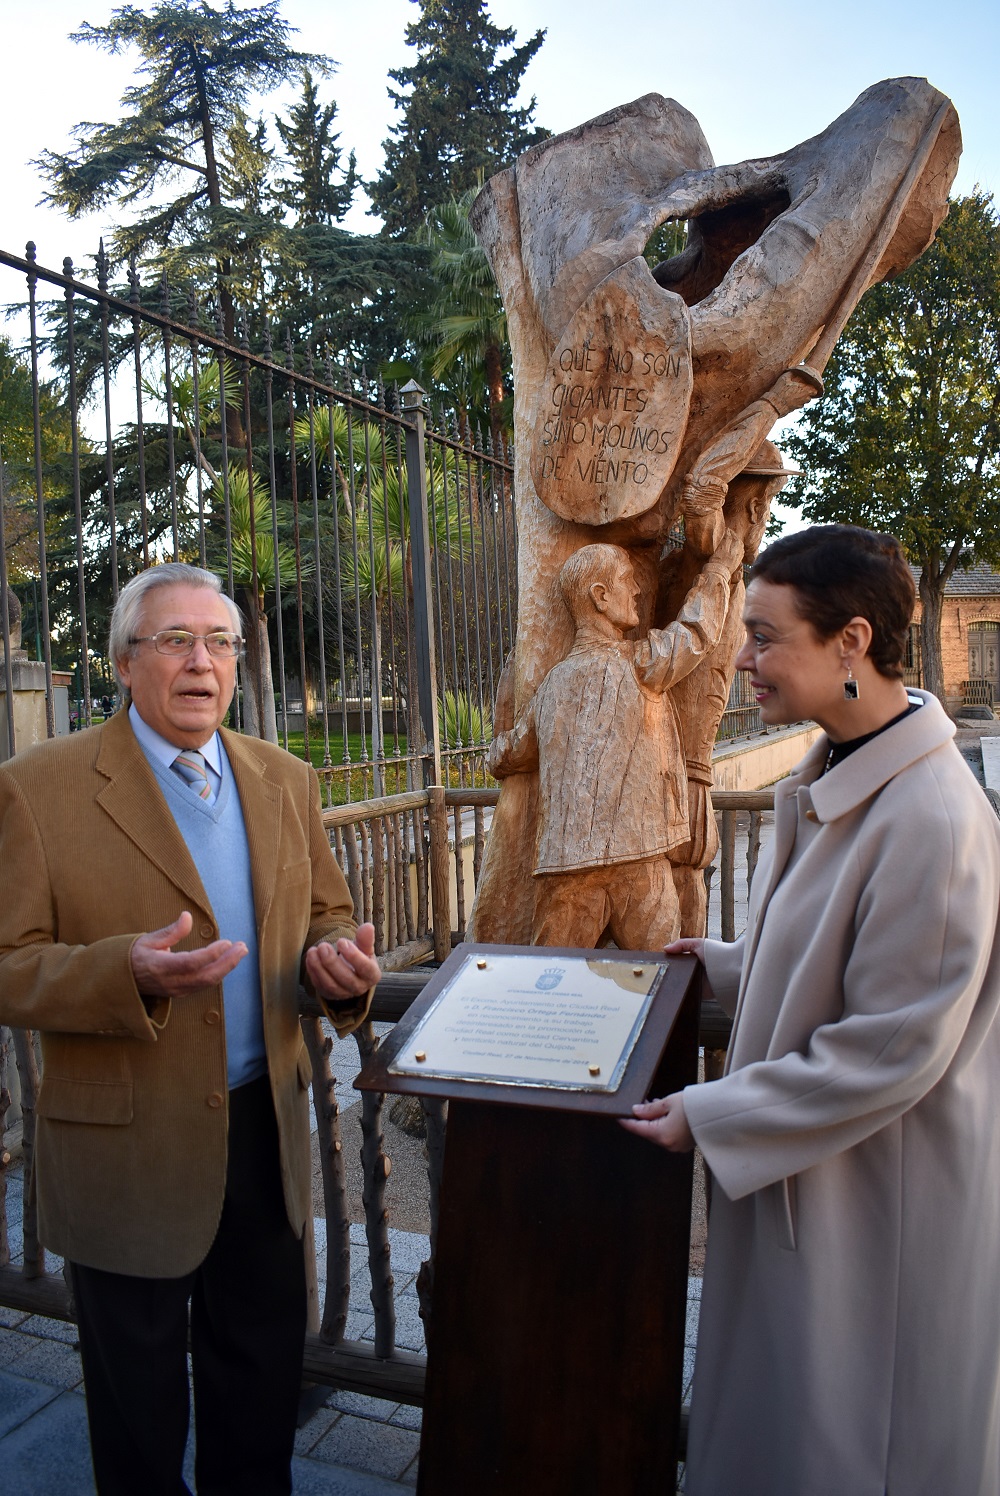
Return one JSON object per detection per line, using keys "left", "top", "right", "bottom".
{"left": 912, "top": 562, "right": 1000, "bottom": 714}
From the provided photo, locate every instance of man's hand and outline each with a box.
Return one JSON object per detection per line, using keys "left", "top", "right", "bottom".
{"left": 711, "top": 526, "right": 744, "bottom": 577}
{"left": 305, "top": 922, "right": 381, "bottom": 1005}
{"left": 130, "top": 911, "right": 247, "bottom": 999}
{"left": 619, "top": 1093, "right": 695, "bottom": 1152}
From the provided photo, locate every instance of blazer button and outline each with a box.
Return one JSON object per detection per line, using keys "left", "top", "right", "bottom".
{"left": 207, "top": 1092, "right": 224, "bottom": 1109}
{"left": 805, "top": 809, "right": 819, "bottom": 822}
{"left": 200, "top": 923, "right": 214, "bottom": 939}
{"left": 204, "top": 1010, "right": 221, "bottom": 1026}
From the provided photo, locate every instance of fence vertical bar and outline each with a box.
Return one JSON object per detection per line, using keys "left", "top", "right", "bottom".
{"left": 265, "top": 326, "right": 289, "bottom": 751}
{"left": 0, "top": 445, "right": 17, "bottom": 759}
{"left": 128, "top": 255, "right": 150, "bottom": 567}
{"left": 25, "top": 244, "right": 55, "bottom": 738}
{"left": 720, "top": 810, "right": 737, "bottom": 942}
{"left": 63, "top": 259, "right": 92, "bottom": 729}
{"left": 401, "top": 383, "right": 441, "bottom": 788}
{"left": 96, "top": 243, "right": 120, "bottom": 602}
{"left": 161, "top": 273, "right": 180, "bottom": 560}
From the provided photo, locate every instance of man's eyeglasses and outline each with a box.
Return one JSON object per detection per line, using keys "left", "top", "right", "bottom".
{"left": 131, "top": 630, "right": 244, "bottom": 658}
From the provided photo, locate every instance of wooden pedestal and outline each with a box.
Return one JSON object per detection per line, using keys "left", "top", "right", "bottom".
{"left": 357, "top": 948, "right": 701, "bottom": 1495}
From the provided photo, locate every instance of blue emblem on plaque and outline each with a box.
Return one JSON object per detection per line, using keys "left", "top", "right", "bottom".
{"left": 535, "top": 967, "right": 563, "bottom": 991}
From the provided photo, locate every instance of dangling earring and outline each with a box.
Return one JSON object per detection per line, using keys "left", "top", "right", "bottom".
{"left": 844, "top": 663, "right": 860, "bottom": 701}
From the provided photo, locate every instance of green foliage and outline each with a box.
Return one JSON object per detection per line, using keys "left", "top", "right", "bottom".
{"left": 642, "top": 220, "right": 688, "bottom": 272}
{"left": 369, "top": 0, "right": 548, "bottom": 238}
{"left": 37, "top": 1, "right": 326, "bottom": 267}
{"left": 0, "top": 339, "right": 79, "bottom": 586}
{"left": 783, "top": 193, "right": 1000, "bottom": 699}
{"left": 438, "top": 687, "right": 491, "bottom": 746}
{"left": 410, "top": 183, "right": 509, "bottom": 443}
{"left": 142, "top": 356, "right": 241, "bottom": 443}
{"left": 207, "top": 464, "right": 301, "bottom": 596}
{"left": 274, "top": 68, "right": 357, "bottom": 227}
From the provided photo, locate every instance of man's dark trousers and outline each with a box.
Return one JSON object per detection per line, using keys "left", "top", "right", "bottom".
{"left": 70, "top": 1075, "right": 308, "bottom": 1496}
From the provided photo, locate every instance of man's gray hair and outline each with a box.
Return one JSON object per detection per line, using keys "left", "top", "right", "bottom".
{"left": 109, "top": 564, "right": 243, "bottom": 692}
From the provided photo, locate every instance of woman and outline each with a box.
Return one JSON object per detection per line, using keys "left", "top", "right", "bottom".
{"left": 623, "top": 525, "right": 1000, "bottom": 1496}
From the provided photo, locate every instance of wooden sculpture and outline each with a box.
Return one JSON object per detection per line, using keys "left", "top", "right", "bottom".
{"left": 470, "top": 78, "right": 961, "bottom": 946}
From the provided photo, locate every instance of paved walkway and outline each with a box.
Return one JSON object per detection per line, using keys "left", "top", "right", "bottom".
{"left": 0, "top": 1159, "right": 702, "bottom": 1494}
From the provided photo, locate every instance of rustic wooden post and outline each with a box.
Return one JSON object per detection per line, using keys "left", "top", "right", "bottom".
{"left": 0, "top": 1026, "right": 12, "bottom": 1268}
{"left": 354, "top": 1020, "right": 396, "bottom": 1358}
{"left": 12, "top": 1029, "right": 43, "bottom": 1279}
{"left": 302, "top": 1016, "right": 351, "bottom": 1344}
{"left": 427, "top": 785, "right": 451, "bottom": 963}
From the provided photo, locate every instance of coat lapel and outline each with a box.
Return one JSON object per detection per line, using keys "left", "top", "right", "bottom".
{"left": 95, "top": 711, "right": 211, "bottom": 914}
{"left": 222, "top": 728, "right": 281, "bottom": 929}
{"left": 722, "top": 741, "right": 827, "bottom": 1071}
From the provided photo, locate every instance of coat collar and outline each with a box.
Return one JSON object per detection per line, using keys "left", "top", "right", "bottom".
{"left": 95, "top": 713, "right": 283, "bottom": 926}
{"left": 95, "top": 709, "right": 211, "bottom": 914}
{"left": 792, "top": 690, "right": 955, "bottom": 823}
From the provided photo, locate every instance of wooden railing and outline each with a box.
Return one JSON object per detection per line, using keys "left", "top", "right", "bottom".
{"left": 0, "top": 786, "right": 773, "bottom": 1409}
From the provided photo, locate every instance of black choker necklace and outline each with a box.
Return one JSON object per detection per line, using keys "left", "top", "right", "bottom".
{"left": 822, "top": 697, "right": 923, "bottom": 776}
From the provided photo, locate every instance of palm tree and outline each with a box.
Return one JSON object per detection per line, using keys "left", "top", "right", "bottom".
{"left": 300, "top": 405, "right": 471, "bottom": 787}
{"left": 410, "top": 185, "right": 510, "bottom": 451}
{"left": 208, "top": 464, "right": 303, "bottom": 742}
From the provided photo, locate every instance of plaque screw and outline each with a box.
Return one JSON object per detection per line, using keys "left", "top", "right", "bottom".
{"left": 415, "top": 1051, "right": 427, "bottom": 1063}
{"left": 588, "top": 1064, "right": 601, "bottom": 1076}
{"left": 633, "top": 967, "right": 644, "bottom": 976}
{"left": 477, "top": 959, "right": 487, "bottom": 969}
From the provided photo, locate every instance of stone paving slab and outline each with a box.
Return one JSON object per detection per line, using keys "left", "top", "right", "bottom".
{"left": 0, "top": 1369, "right": 60, "bottom": 1440}
{"left": 0, "top": 1388, "right": 96, "bottom": 1496}
{"left": 310, "top": 1412, "right": 420, "bottom": 1482}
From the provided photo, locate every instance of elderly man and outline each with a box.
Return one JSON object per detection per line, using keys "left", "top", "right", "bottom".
{"left": 0, "top": 563, "right": 379, "bottom": 1496}
{"left": 488, "top": 531, "right": 742, "bottom": 948}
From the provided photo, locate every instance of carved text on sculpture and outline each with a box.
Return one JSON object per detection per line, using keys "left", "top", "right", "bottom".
{"left": 530, "top": 259, "right": 694, "bottom": 525}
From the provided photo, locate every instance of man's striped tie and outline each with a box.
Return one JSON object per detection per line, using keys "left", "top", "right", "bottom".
{"left": 172, "top": 749, "right": 212, "bottom": 801}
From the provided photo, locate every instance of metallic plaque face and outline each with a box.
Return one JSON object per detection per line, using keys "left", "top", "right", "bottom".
{"left": 388, "top": 952, "right": 666, "bottom": 1092}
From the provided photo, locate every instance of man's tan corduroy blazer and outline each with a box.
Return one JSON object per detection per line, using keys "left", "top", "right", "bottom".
{"left": 0, "top": 709, "right": 370, "bottom": 1277}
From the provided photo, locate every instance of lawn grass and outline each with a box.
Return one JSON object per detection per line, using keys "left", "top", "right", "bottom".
{"left": 280, "top": 721, "right": 493, "bottom": 805}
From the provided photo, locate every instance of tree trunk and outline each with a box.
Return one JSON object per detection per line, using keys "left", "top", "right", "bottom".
{"left": 239, "top": 587, "right": 279, "bottom": 743}
{"left": 918, "top": 570, "right": 948, "bottom": 709}
{"left": 484, "top": 340, "right": 506, "bottom": 456}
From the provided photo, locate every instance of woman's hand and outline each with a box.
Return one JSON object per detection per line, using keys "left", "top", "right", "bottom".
{"left": 665, "top": 937, "right": 706, "bottom": 963}
{"left": 619, "top": 1093, "right": 695, "bottom": 1152}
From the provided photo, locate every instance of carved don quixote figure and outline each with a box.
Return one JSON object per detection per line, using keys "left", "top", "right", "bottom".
{"left": 471, "top": 77, "right": 961, "bottom": 947}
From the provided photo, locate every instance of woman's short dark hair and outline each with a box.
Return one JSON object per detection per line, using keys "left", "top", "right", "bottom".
{"left": 749, "top": 524, "right": 915, "bottom": 678}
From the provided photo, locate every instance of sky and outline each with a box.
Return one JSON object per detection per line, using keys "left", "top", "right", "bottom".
{"left": 0, "top": 0, "right": 995, "bottom": 529}
{"left": 2, "top": 0, "right": 996, "bottom": 267}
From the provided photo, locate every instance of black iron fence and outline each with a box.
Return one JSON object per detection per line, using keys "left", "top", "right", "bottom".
{"left": 0, "top": 243, "right": 514, "bottom": 797}
{"left": 0, "top": 242, "right": 763, "bottom": 779}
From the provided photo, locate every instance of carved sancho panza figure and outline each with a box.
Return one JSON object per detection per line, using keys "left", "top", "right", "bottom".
{"left": 488, "top": 530, "right": 742, "bottom": 947}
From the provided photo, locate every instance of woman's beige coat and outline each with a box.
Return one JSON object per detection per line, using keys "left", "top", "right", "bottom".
{"left": 683, "top": 692, "right": 1000, "bottom": 1496}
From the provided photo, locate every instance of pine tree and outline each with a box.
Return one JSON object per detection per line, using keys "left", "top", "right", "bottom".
{"left": 36, "top": 0, "right": 329, "bottom": 338}
{"left": 274, "top": 69, "right": 358, "bottom": 228}
{"left": 369, "top": 0, "right": 547, "bottom": 239}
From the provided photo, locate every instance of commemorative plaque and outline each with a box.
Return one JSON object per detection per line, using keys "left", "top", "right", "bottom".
{"left": 356, "top": 944, "right": 702, "bottom": 1496}
{"left": 387, "top": 949, "right": 665, "bottom": 1093}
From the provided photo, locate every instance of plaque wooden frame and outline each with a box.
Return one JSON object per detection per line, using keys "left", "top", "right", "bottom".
{"left": 355, "top": 943, "right": 702, "bottom": 1495}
